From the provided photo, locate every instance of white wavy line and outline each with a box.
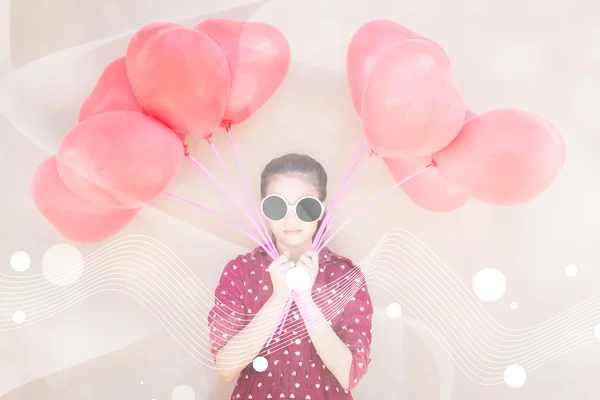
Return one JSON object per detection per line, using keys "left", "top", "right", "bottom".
{"left": 1, "top": 230, "right": 598, "bottom": 385}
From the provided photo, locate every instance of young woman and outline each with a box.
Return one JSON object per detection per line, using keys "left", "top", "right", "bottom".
{"left": 208, "top": 153, "right": 374, "bottom": 399}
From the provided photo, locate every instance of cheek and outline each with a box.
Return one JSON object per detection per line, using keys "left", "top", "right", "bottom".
{"left": 267, "top": 220, "right": 282, "bottom": 233}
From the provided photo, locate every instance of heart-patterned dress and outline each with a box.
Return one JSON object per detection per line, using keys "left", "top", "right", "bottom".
{"left": 208, "top": 246, "right": 373, "bottom": 399}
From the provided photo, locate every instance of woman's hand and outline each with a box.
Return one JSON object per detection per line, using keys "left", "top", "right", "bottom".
{"left": 297, "top": 250, "right": 319, "bottom": 296}
{"left": 268, "top": 251, "right": 295, "bottom": 302}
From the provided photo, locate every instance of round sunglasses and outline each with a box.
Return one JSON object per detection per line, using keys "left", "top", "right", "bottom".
{"left": 260, "top": 194, "right": 324, "bottom": 223}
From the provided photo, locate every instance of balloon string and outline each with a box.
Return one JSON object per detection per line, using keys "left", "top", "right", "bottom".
{"left": 224, "top": 125, "right": 278, "bottom": 256}
{"left": 312, "top": 134, "right": 367, "bottom": 250}
{"left": 187, "top": 155, "right": 276, "bottom": 258}
{"left": 314, "top": 145, "right": 373, "bottom": 250}
{"left": 205, "top": 135, "right": 276, "bottom": 255}
{"left": 266, "top": 293, "right": 293, "bottom": 347}
{"left": 162, "top": 192, "right": 275, "bottom": 257}
{"left": 316, "top": 163, "right": 433, "bottom": 253}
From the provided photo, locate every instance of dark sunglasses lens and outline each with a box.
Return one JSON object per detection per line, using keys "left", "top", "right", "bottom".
{"left": 296, "top": 197, "right": 323, "bottom": 222}
{"left": 262, "top": 196, "right": 288, "bottom": 220}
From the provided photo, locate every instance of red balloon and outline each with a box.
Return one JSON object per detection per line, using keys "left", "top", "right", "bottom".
{"left": 347, "top": 19, "right": 451, "bottom": 115}
{"left": 361, "top": 40, "right": 465, "bottom": 158}
{"left": 384, "top": 156, "right": 468, "bottom": 212}
{"left": 78, "top": 57, "right": 143, "bottom": 122}
{"left": 195, "top": 19, "right": 291, "bottom": 126}
{"left": 56, "top": 110, "right": 185, "bottom": 210}
{"left": 32, "top": 156, "right": 140, "bottom": 244}
{"left": 434, "top": 109, "right": 566, "bottom": 206}
{"left": 126, "top": 25, "right": 230, "bottom": 138}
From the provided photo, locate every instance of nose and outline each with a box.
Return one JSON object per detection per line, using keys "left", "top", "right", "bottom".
{"left": 284, "top": 209, "right": 299, "bottom": 224}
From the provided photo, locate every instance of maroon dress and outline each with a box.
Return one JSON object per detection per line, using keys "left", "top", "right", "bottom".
{"left": 208, "top": 245, "right": 374, "bottom": 399}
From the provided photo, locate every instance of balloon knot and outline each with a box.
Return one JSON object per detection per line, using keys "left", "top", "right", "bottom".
{"left": 204, "top": 133, "right": 213, "bottom": 145}
{"left": 369, "top": 149, "right": 377, "bottom": 157}
{"left": 221, "top": 120, "right": 233, "bottom": 132}
{"left": 429, "top": 157, "right": 438, "bottom": 168}
{"left": 183, "top": 143, "right": 190, "bottom": 157}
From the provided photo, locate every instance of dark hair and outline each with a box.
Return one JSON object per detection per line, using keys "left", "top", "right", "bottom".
{"left": 260, "top": 153, "right": 328, "bottom": 241}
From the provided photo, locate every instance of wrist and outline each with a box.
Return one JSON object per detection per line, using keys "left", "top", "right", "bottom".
{"left": 270, "top": 291, "right": 292, "bottom": 306}
{"left": 296, "top": 290, "right": 314, "bottom": 306}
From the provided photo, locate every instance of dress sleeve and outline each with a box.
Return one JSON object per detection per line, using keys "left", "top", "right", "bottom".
{"left": 334, "top": 262, "right": 374, "bottom": 391}
{"left": 207, "top": 256, "right": 248, "bottom": 363}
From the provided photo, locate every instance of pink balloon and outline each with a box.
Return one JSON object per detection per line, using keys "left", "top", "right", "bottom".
{"left": 195, "top": 19, "right": 291, "bottom": 126}
{"left": 126, "top": 25, "right": 231, "bottom": 138}
{"left": 434, "top": 109, "right": 566, "bottom": 206}
{"left": 347, "top": 19, "right": 451, "bottom": 115}
{"left": 384, "top": 156, "right": 468, "bottom": 212}
{"left": 32, "top": 156, "right": 140, "bottom": 243}
{"left": 57, "top": 110, "right": 185, "bottom": 209}
{"left": 78, "top": 57, "right": 143, "bottom": 122}
{"left": 361, "top": 40, "right": 465, "bottom": 158}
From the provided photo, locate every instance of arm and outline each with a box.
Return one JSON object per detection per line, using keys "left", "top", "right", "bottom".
{"left": 296, "top": 267, "right": 374, "bottom": 391}
{"left": 214, "top": 294, "right": 289, "bottom": 382}
{"left": 208, "top": 254, "right": 293, "bottom": 382}
{"left": 296, "top": 292, "right": 354, "bottom": 390}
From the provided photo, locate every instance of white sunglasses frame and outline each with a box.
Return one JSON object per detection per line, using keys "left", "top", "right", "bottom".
{"left": 260, "top": 194, "right": 325, "bottom": 222}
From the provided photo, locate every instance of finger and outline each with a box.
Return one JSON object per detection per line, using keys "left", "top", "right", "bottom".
{"left": 305, "top": 250, "right": 319, "bottom": 264}
{"left": 273, "top": 253, "right": 289, "bottom": 265}
{"left": 279, "top": 261, "right": 295, "bottom": 270}
{"left": 299, "top": 254, "right": 314, "bottom": 269}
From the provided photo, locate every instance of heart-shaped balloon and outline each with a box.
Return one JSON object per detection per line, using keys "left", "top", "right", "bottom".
{"left": 195, "top": 18, "right": 291, "bottom": 127}
{"left": 434, "top": 109, "right": 566, "bottom": 206}
{"left": 347, "top": 19, "right": 451, "bottom": 115}
{"left": 57, "top": 110, "right": 185, "bottom": 210}
{"left": 361, "top": 40, "right": 465, "bottom": 158}
{"left": 78, "top": 56, "right": 143, "bottom": 122}
{"left": 32, "top": 156, "right": 140, "bottom": 243}
{"left": 126, "top": 24, "right": 231, "bottom": 137}
{"left": 384, "top": 156, "right": 468, "bottom": 212}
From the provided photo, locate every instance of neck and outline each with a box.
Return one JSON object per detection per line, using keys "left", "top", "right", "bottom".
{"left": 276, "top": 240, "right": 313, "bottom": 261}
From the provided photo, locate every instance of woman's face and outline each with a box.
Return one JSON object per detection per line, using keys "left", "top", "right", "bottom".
{"left": 264, "top": 174, "right": 324, "bottom": 250}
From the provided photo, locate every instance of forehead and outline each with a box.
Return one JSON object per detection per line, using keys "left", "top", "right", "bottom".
{"left": 265, "top": 174, "right": 319, "bottom": 203}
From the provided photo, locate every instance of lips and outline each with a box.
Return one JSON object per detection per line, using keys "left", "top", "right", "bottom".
{"left": 284, "top": 229, "right": 302, "bottom": 234}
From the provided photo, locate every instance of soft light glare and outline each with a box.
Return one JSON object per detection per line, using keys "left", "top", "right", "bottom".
{"left": 565, "top": 264, "right": 578, "bottom": 277}
{"left": 172, "top": 384, "right": 195, "bottom": 400}
{"left": 42, "top": 244, "right": 84, "bottom": 286}
{"left": 386, "top": 303, "right": 402, "bottom": 318}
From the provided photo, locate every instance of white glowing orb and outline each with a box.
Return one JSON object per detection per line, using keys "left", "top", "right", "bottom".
{"left": 10, "top": 250, "right": 31, "bottom": 272}
{"left": 252, "top": 356, "right": 269, "bottom": 372}
{"left": 504, "top": 364, "right": 526, "bottom": 388}
{"left": 12, "top": 311, "right": 26, "bottom": 324}
{"left": 286, "top": 267, "right": 310, "bottom": 291}
{"left": 386, "top": 303, "right": 403, "bottom": 318}
{"left": 472, "top": 268, "right": 506, "bottom": 302}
